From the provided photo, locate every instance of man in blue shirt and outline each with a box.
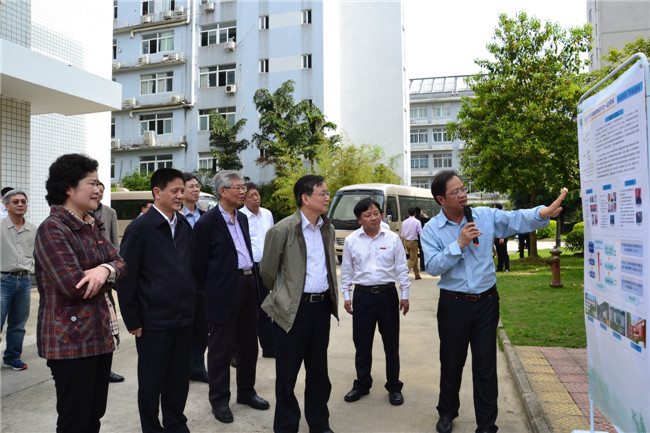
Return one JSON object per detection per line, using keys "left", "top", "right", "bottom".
{"left": 421, "top": 170, "right": 566, "bottom": 433}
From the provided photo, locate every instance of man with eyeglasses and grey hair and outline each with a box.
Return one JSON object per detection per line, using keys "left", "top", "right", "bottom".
{"left": 191, "top": 171, "right": 269, "bottom": 424}
{"left": 421, "top": 169, "right": 567, "bottom": 433}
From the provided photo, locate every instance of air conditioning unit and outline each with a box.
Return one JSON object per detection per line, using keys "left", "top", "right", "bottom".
{"left": 138, "top": 55, "right": 150, "bottom": 65}
{"left": 112, "top": 61, "right": 121, "bottom": 70}
{"left": 123, "top": 98, "right": 137, "bottom": 109}
{"left": 162, "top": 10, "right": 174, "bottom": 19}
{"left": 174, "top": 5, "right": 185, "bottom": 15}
{"left": 111, "top": 138, "right": 121, "bottom": 149}
{"left": 143, "top": 131, "right": 157, "bottom": 146}
{"left": 224, "top": 40, "right": 236, "bottom": 52}
{"left": 141, "top": 14, "right": 153, "bottom": 24}
{"left": 168, "top": 53, "right": 180, "bottom": 61}
{"left": 171, "top": 94, "right": 184, "bottom": 103}
{"left": 225, "top": 84, "right": 237, "bottom": 95}
{"left": 204, "top": 2, "right": 215, "bottom": 12}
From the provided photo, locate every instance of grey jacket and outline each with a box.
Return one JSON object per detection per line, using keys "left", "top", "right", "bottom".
{"left": 260, "top": 210, "right": 339, "bottom": 332}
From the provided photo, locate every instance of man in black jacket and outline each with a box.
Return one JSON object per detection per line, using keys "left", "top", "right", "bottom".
{"left": 118, "top": 168, "right": 195, "bottom": 433}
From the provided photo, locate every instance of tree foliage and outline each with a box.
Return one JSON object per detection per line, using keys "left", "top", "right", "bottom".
{"left": 253, "top": 80, "right": 339, "bottom": 175}
{"left": 590, "top": 35, "right": 650, "bottom": 85}
{"left": 262, "top": 141, "right": 401, "bottom": 221}
{"left": 448, "top": 12, "right": 591, "bottom": 256}
{"left": 209, "top": 112, "right": 249, "bottom": 171}
{"left": 119, "top": 169, "right": 152, "bottom": 191}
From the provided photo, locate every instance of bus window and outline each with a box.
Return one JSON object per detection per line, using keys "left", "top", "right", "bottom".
{"left": 385, "top": 196, "right": 398, "bottom": 223}
{"left": 398, "top": 196, "right": 418, "bottom": 221}
{"left": 416, "top": 197, "right": 439, "bottom": 218}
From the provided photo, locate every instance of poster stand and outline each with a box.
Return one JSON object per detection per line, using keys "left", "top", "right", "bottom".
{"left": 572, "top": 53, "right": 650, "bottom": 433}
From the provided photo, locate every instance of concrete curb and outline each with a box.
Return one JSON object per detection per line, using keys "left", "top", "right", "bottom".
{"left": 498, "top": 324, "right": 552, "bottom": 433}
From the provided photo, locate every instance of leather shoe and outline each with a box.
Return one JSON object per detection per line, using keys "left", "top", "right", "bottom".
{"left": 189, "top": 370, "right": 208, "bottom": 383}
{"left": 212, "top": 405, "right": 233, "bottom": 423}
{"left": 475, "top": 429, "right": 496, "bottom": 433}
{"left": 236, "top": 394, "right": 270, "bottom": 410}
{"left": 388, "top": 391, "right": 404, "bottom": 406}
{"left": 344, "top": 388, "right": 369, "bottom": 402}
{"left": 436, "top": 415, "right": 453, "bottom": 433}
{"left": 108, "top": 371, "right": 124, "bottom": 383}
{"left": 309, "top": 430, "right": 334, "bottom": 433}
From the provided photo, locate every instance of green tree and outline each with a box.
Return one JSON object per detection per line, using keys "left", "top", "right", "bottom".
{"left": 448, "top": 12, "right": 591, "bottom": 256}
{"left": 253, "top": 80, "right": 338, "bottom": 175}
{"left": 590, "top": 35, "right": 650, "bottom": 84}
{"left": 119, "top": 169, "right": 152, "bottom": 191}
{"left": 208, "top": 111, "right": 249, "bottom": 171}
{"left": 262, "top": 141, "right": 401, "bottom": 220}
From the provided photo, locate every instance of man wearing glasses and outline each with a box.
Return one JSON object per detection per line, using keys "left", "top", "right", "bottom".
{"left": 421, "top": 170, "right": 566, "bottom": 433}
{"left": 260, "top": 175, "right": 339, "bottom": 433}
{"left": 191, "top": 171, "right": 269, "bottom": 424}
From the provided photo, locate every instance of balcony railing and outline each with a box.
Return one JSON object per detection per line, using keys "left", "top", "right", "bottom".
{"left": 113, "top": 8, "right": 188, "bottom": 32}
{"left": 113, "top": 52, "right": 186, "bottom": 72}
{"left": 111, "top": 136, "right": 187, "bottom": 152}
{"left": 121, "top": 94, "right": 186, "bottom": 110}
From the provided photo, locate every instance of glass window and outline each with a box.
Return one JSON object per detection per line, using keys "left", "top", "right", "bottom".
{"left": 142, "top": 31, "right": 174, "bottom": 54}
{"left": 140, "top": 154, "right": 173, "bottom": 175}
{"left": 199, "top": 64, "right": 236, "bottom": 88}
{"left": 301, "top": 9, "right": 312, "bottom": 24}
{"left": 259, "top": 59, "right": 269, "bottom": 73}
{"left": 431, "top": 128, "right": 449, "bottom": 143}
{"left": 410, "top": 129, "right": 428, "bottom": 144}
{"left": 411, "top": 154, "right": 428, "bottom": 169}
{"left": 139, "top": 112, "right": 173, "bottom": 135}
{"left": 410, "top": 107, "right": 427, "bottom": 118}
{"left": 432, "top": 104, "right": 451, "bottom": 117}
{"left": 113, "top": 39, "right": 117, "bottom": 60}
{"left": 301, "top": 54, "right": 312, "bottom": 69}
{"left": 114, "top": 0, "right": 118, "bottom": 19}
{"left": 259, "top": 16, "right": 269, "bottom": 30}
{"left": 200, "top": 22, "right": 236, "bottom": 46}
{"left": 111, "top": 117, "right": 115, "bottom": 138}
{"left": 432, "top": 153, "right": 453, "bottom": 168}
{"left": 162, "top": 0, "right": 175, "bottom": 11}
{"left": 199, "top": 107, "right": 235, "bottom": 131}
{"left": 412, "top": 180, "right": 429, "bottom": 189}
{"left": 141, "top": 0, "right": 154, "bottom": 15}
{"left": 140, "top": 71, "right": 173, "bottom": 95}
{"left": 398, "top": 196, "right": 417, "bottom": 222}
{"left": 198, "top": 152, "right": 217, "bottom": 171}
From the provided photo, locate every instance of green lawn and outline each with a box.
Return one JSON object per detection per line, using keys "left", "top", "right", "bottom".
{"left": 497, "top": 249, "right": 587, "bottom": 348}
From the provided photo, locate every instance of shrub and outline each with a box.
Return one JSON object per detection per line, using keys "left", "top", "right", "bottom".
{"left": 564, "top": 221, "right": 584, "bottom": 252}
{"left": 536, "top": 220, "right": 557, "bottom": 239}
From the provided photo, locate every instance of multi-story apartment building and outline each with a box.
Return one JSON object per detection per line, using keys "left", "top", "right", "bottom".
{"left": 1, "top": 0, "right": 120, "bottom": 224}
{"left": 587, "top": 0, "right": 650, "bottom": 72}
{"left": 111, "top": 0, "right": 408, "bottom": 185}
{"left": 408, "top": 75, "right": 472, "bottom": 190}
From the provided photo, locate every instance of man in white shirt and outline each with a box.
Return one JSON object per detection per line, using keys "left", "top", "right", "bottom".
{"left": 240, "top": 182, "right": 276, "bottom": 358}
{"left": 340, "top": 198, "right": 411, "bottom": 407}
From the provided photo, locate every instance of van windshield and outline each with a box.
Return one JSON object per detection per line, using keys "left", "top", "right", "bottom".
{"left": 328, "top": 192, "right": 385, "bottom": 230}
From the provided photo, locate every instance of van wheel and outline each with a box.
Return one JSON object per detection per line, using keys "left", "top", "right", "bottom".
{"left": 337, "top": 255, "right": 342, "bottom": 263}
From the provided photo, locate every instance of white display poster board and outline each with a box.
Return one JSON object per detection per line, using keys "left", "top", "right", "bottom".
{"left": 577, "top": 57, "right": 650, "bottom": 432}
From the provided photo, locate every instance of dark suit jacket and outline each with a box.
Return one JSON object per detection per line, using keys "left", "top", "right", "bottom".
{"left": 117, "top": 207, "right": 195, "bottom": 332}
{"left": 191, "top": 206, "right": 259, "bottom": 325}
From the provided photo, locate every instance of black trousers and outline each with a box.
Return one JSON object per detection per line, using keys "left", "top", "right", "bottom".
{"left": 135, "top": 326, "right": 192, "bottom": 433}
{"left": 255, "top": 265, "right": 276, "bottom": 355}
{"left": 352, "top": 288, "right": 402, "bottom": 393}
{"left": 273, "top": 298, "right": 331, "bottom": 433}
{"left": 47, "top": 352, "right": 113, "bottom": 433}
{"left": 495, "top": 239, "right": 509, "bottom": 271}
{"left": 190, "top": 291, "right": 208, "bottom": 375}
{"left": 437, "top": 289, "right": 500, "bottom": 432}
{"left": 207, "top": 274, "right": 259, "bottom": 407}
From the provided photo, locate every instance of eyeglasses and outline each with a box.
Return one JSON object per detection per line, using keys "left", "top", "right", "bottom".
{"left": 10, "top": 199, "right": 27, "bottom": 205}
{"left": 310, "top": 191, "right": 331, "bottom": 198}
{"left": 225, "top": 186, "right": 247, "bottom": 192}
{"left": 446, "top": 187, "right": 468, "bottom": 197}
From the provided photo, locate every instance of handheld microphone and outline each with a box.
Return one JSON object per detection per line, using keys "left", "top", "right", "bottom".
{"left": 463, "top": 205, "right": 479, "bottom": 246}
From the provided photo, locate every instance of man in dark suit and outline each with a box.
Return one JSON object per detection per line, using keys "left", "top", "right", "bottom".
{"left": 118, "top": 168, "right": 195, "bottom": 433}
{"left": 191, "top": 171, "right": 269, "bottom": 424}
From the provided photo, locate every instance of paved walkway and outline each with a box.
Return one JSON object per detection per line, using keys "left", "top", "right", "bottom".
{"left": 1, "top": 253, "right": 617, "bottom": 433}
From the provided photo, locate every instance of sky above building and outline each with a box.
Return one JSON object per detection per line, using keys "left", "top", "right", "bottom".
{"left": 404, "top": 0, "right": 588, "bottom": 79}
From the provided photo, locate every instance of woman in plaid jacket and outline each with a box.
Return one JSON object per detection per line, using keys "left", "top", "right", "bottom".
{"left": 34, "top": 154, "right": 126, "bottom": 433}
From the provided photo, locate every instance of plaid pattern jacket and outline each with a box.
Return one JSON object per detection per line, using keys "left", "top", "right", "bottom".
{"left": 35, "top": 206, "right": 127, "bottom": 360}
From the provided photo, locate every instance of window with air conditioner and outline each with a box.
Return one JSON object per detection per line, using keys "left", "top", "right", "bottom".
{"left": 140, "top": 112, "right": 173, "bottom": 135}
{"left": 142, "top": 31, "right": 174, "bottom": 54}
{"left": 140, "top": 71, "right": 173, "bottom": 95}
{"left": 200, "top": 22, "right": 237, "bottom": 46}
{"left": 301, "top": 9, "right": 312, "bottom": 24}
{"left": 259, "top": 15, "right": 269, "bottom": 30}
{"left": 199, "top": 64, "right": 236, "bottom": 88}
{"left": 301, "top": 54, "right": 312, "bottom": 69}
{"left": 259, "top": 59, "right": 269, "bottom": 73}
{"left": 141, "top": 0, "right": 154, "bottom": 15}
